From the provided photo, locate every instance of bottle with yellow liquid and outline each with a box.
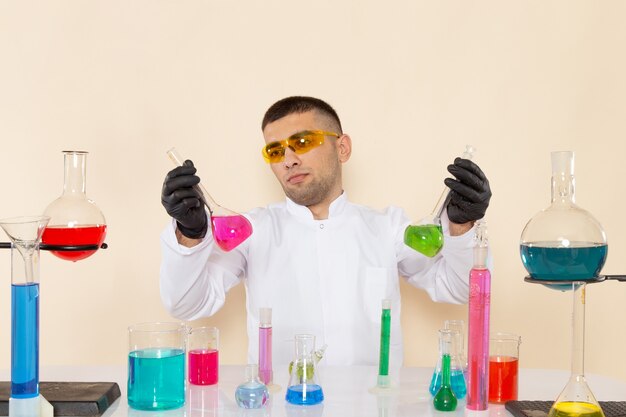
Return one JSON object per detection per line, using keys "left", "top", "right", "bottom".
{"left": 547, "top": 284, "right": 605, "bottom": 417}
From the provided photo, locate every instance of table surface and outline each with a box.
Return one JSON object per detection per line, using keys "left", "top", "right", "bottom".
{"left": 1, "top": 365, "right": 625, "bottom": 417}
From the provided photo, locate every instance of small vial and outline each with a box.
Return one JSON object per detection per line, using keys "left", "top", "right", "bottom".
{"left": 235, "top": 364, "right": 269, "bottom": 409}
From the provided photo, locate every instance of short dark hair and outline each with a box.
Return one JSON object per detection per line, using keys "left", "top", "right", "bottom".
{"left": 261, "top": 96, "right": 343, "bottom": 133}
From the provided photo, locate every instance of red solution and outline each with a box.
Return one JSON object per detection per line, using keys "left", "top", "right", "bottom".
{"left": 188, "top": 349, "right": 218, "bottom": 385}
{"left": 488, "top": 356, "right": 518, "bottom": 403}
{"left": 211, "top": 215, "right": 252, "bottom": 252}
{"left": 41, "top": 225, "right": 107, "bottom": 261}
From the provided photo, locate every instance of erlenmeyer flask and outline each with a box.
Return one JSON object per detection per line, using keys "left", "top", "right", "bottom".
{"left": 166, "top": 148, "right": 253, "bottom": 252}
{"left": 285, "top": 334, "right": 324, "bottom": 406}
{"left": 520, "top": 151, "right": 607, "bottom": 288}
{"left": 404, "top": 145, "right": 476, "bottom": 257}
{"left": 42, "top": 151, "right": 107, "bottom": 261}
{"left": 429, "top": 328, "right": 466, "bottom": 399}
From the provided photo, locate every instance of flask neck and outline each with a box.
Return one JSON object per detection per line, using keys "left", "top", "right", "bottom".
{"left": 63, "top": 151, "right": 88, "bottom": 195}
{"left": 551, "top": 173, "right": 575, "bottom": 205}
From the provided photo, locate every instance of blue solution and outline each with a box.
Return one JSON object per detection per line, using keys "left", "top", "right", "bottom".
{"left": 127, "top": 348, "right": 185, "bottom": 411}
{"left": 429, "top": 369, "right": 467, "bottom": 399}
{"left": 11, "top": 283, "right": 39, "bottom": 399}
{"left": 235, "top": 382, "right": 269, "bottom": 409}
{"left": 520, "top": 243, "right": 607, "bottom": 282}
{"left": 285, "top": 384, "right": 324, "bottom": 405}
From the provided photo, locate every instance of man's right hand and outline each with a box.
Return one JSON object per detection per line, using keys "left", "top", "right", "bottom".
{"left": 161, "top": 160, "right": 208, "bottom": 239}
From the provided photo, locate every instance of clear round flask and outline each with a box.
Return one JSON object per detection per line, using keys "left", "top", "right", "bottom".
{"left": 429, "top": 328, "right": 466, "bottom": 399}
{"left": 166, "top": 148, "right": 253, "bottom": 252}
{"left": 404, "top": 145, "right": 476, "bottom": 257}
{"left": 285, "top": 334, "right": 324, "bottom": 406}
{"left": 520, "top": 151, "right": 607, "bottom": 287}
{"left": 235, "top": 364, "right": 269, "bottom": 409}
{"left": 42, "top": 151, "right": 107, "bottom": 261}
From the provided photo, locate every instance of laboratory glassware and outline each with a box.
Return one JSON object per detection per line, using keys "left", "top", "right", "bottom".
{"left": 166, "top": 147, "right": 253, "bottom": 252}
{"left": 42, "top": 151, "right": 107, "bottom": 261}
{"left": 466, "top": 220, "right": 491, "bottom": 411}
{"left": 285, "top": 334, "right": 324, "bottom": 405}
{"left": 433, "top": 329, "right": 458, "bottom": 412}
{"left": 188, "top": 326, "right": 219, "bottom": 385}
{"left": 520, "top": 151, "right": 607, "bottom": 287}
{"left": 377, "top": 299, "right": 392, "bottom": 388}
{"left": 0, "top": 216, "right": 52, "bottom": 417}
{"left": 444, "top": 320, "right": 467, "bottom": 378}
{"left": 489, "top": 332, "right": 521, "bottom": 403}
{"left": 404, "top": 145, "right": 476, "bottom": 257}
{"left": 259, "top": 308, "right": 273, "bottom": 386}
{"left": 429, "top": 328, "right": 466, "bottom": 399}
{"left": 127, "top": 322, "right": 186, "bottom": 411}
{"left": 235, "top": 364, "right": 270, "bottom": 409}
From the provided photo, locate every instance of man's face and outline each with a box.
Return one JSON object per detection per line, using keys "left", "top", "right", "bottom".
{"left": 262, "top": 111, "right": 346, "bottom": 207}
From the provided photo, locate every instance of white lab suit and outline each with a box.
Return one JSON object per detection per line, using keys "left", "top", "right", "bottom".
{"left": 160, "top": 193, "right": 475, "bottom": 371}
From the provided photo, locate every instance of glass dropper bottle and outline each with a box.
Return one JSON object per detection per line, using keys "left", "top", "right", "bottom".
{"left": 166, "top": 148, "right": 253, "bottom": 252}
{"left": 404, "top": 145, "right": 476, "bottom": 257}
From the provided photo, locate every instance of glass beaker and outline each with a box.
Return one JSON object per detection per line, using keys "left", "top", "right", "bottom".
{"left": 285, "top": 334, "right": 324, "bottom": 406}
{"left": 488, "top": 332, "right": 521, "bottom": 403}
{"left": 0, "top": 216, "right": 49, "bottom": 401}
{"left": 235, "top": 364, "right": 269, "bottom": 409}
{"left": 433, "top": 329, "right": 458, "bottom": 412}
{"left": 42, "top": 151, "right": 107, "bottom": 261}
{"left": 430, "top": 328, "right": 466, "bottom": 399}
{"left": 188, "top": 326, "right": 219, "bottom": 386}
{"left": 404, "top": 145, "right": 476, "bottom": 257}
{"left": 520, "top": 151, "right": 607, "bottom": 288}
{"left": 166, "top": 148, "right": 253, "bottom": 252}
{"left": 127, "top": 322, "right": 186, "bottom": 411}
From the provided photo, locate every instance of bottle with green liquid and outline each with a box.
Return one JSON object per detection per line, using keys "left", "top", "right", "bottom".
{"left": 404, "top": 145, "right": 475, "bottom": 257}
{"left": 433, "top": 329, "right": 458, "bottom": 412}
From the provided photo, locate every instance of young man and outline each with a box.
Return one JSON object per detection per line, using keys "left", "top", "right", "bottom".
{"left": 160, "top": 96, "right": 491, "bottom": 370}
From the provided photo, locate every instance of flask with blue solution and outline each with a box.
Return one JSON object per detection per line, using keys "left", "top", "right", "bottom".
{"left": 429, "top": 328, "right": 467, "bottom": 399}
{"left": 285, "top": 334, "right": 324, "bottom": 406}
{"left": 235, "top": 364, "right": 269, "bottom": 409}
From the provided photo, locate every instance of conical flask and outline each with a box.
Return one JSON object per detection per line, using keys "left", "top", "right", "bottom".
{"left": 520, "top": 151, "right": 607, "bottom": 288}
{"left": 547, "top": 283, "right": 605, "bottom": 417}
{"left": 429, "top": 328, "right": 466, "bottom": 399}
{"left": 0, "top": 216, "right": 49, "bottom": 402}
{"left": 166, "top": 148, "right": 253, "bottom": 252}
{"left": 285, "top": 334, "right": 324, "bottom": 406}
{"left": 404, "top": 145, "right": 476, "bottom": 257}
{"left": 42, "top": 151, "right": 107, "bottom": 261}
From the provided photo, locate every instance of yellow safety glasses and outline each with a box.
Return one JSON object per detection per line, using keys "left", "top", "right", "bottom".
{"left": 262, "top": 130, "right": 340, "bottom": 163}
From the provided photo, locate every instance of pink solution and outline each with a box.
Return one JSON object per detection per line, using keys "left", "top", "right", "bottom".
{"left": 466, "top": 267, "right": 491, "bottom": 410}
{"left": 188, "top": 349, "right": 218, "bottom": 385}
{"left": 259, "top": 326, "right": 272, "bottom": 385}
{"left": 211, "top": 215, "right": 253, "bottom": 252}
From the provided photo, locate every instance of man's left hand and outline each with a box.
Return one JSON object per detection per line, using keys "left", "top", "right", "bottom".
{"left": 444, "top": 158, "right": 492, "bottom": 224}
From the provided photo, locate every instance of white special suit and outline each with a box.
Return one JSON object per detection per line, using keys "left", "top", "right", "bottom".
{"left": 160, "top": 192, "right": 478, "bottom": 371}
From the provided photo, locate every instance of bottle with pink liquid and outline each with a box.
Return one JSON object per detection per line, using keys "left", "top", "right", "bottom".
{"left": 258, "top": 307, "right": 273, "bottom": 386}
{"left": 466, "top": 220, "right": 491, "bottom": 411}
{"left": 166, "top": 148, "right": 253, "bottom": 252}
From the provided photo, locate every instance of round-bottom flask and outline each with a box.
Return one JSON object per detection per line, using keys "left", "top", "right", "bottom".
{"left": 430, "top": 328, "right": 466, "bottom": 399}
{"left": 235, "top": 365, "right": 269, "bottom": 409}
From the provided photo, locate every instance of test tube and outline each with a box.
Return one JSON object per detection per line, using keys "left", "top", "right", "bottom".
{"left": 377, "top": 299, "right": 391, "bottom": 388}
{"left": 258, "top": 308, "right": 273, "bottom": 386}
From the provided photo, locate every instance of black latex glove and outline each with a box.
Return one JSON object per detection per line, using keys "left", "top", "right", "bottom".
{"left": 444, "top": 158, "right": 492, "bottom": 224}
{"left": 161, "top": 160, "right": 208, "bottom": 239}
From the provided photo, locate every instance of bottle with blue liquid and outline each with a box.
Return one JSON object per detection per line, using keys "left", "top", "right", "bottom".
{"left": 520, "top": 151, "right": 608, "bottom": 289}
{"left": 285, "top": 334, "right": 324, "bottom": 406}
{"left": 235, "top": 364, "right": 269, "bottom": 409}
{"left": 429, "top": 328, "right": 466, "bottom": 399}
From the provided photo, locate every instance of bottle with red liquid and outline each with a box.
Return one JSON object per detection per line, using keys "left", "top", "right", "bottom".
{"left": 166, "top": 148, "right": 253, "bottom": 252}
{"left": 188, "top": 326, "right": 219, "bottom": 385}
{"left": 42, "top": 151, "right": 107, "bottom": 261}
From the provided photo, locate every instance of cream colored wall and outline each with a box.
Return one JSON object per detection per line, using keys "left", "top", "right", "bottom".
{"left": 1, "top": 1, "right": 625, "bottom": 382}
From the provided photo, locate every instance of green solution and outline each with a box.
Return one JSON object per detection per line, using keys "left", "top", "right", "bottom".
{"left": 548, "top": 402, "right": 605, "bottom": 417}
{"left": 433, "top": 354, "right": 457, "bottom": 411}
{"left": 404, "top": 224, "right": 444, "bottom": 257}
{"left": 377, "top": 300, "right": 391, "bottom": 387}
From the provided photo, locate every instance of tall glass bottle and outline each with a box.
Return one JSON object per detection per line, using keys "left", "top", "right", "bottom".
{"left": 285, "top": 334, "right": 324, "bottom": 406}
{"left": 520, "top": 151, "right": 607, "bottom": 287}
{"left": 466, "top": 220, "right": 491, "bottom": 411}
{"left": 42, "top": 151, "right": 107, "bottom": 261}
{"left": 433, "top": 329, "right": 458, "bottom": 412}
{"left": 0, "top": 216, "right": 51, "bottom": 416}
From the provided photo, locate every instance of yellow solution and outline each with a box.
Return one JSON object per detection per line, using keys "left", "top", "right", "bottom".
{"left": 548, "top": 402, "right": 605, "bottom": 417}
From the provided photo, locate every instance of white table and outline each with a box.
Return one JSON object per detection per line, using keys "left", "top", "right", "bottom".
{"left": 2, "top": 365, "right": 625, "bottom": 417}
